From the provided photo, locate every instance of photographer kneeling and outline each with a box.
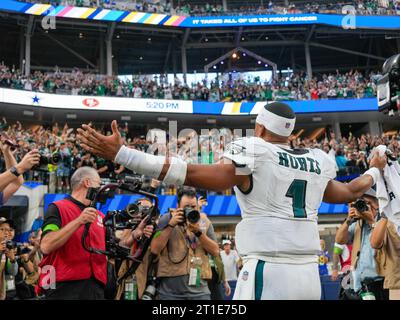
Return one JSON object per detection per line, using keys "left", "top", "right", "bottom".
{"left": 335, "top": 189, "right": 389, "bottom": 300}
{"left": 151, "top": 187, "right": 219, "bottom": 300}
{"left": 38, "top": 167, "right": 107, "bottom": 300}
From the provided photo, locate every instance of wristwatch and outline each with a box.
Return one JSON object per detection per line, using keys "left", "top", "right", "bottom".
{"left": 9, "top": 166, "right": 21, "bottom": 177}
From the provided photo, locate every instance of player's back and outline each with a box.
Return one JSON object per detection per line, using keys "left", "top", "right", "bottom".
{"left": 223, "top": 137, "right": 337, "bottom": 262}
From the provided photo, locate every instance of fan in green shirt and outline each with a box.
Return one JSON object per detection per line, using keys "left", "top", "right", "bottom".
{"left": 96, "top": 84, "right": 106, "bottom": 96}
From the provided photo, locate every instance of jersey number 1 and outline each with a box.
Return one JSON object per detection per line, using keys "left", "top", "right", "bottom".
{"left": 285, "top": 179, "right": 307, "bottom": 218}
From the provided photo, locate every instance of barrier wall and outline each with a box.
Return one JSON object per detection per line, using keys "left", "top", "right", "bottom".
{"left": 44, "top": 193, "right": 349, "bottom": 216}
{"left": 1, "top": 0, "right": 399, "bottom": 30}
{"left": 0, "top": 88, "right": 378, "bottom": 115}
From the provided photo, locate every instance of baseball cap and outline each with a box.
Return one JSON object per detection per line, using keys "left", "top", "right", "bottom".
{"left": 364, "top": 188, "right": 377, "bottom": 198}
{"left": 222, "top": 239, "right": 231, "bottom": 245}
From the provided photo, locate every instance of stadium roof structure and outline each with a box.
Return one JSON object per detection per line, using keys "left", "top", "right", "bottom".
{"left": 0, "top": 1, "right": 399, "bottom": 76}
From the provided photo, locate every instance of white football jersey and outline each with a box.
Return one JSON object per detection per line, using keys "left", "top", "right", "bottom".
{"left": 223, "top": 137, "right": 337, "bottom": 260}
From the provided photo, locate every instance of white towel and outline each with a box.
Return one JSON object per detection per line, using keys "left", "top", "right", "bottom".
{"left": 373, "top": 145, "right": 400, "bottom": 228}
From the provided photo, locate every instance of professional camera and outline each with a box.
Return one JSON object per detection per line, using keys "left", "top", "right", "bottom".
{"left": 182, "top": 206, "right": 201, "bottom": 225}
{"left": 39, "top": 151, "right": 61, "bottom": 166}
{"left": 141, "top": 277, "right": 158, "bottom": 300}
{"left": 5, "top": 241, "right": 30, "bottom": 256}
{"left": 6, "top": 240, "right": 17, "bottom": 250}
{"left": 82, "top": 176, "right": 160, "bottom": 288}
{"left": 104, "top": 202, "right": 152, "bottom": 230}
{"left": 351, "top": 198, "right": 369, "bottom": 214}
{"left": 377, "top": 53, "right": 400, "bottom": 116}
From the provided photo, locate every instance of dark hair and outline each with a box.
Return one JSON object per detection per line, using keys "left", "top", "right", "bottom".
{"left": 264, "top": 102, "right": 295, "bottom": 119}
{"left": 177, "top": 187, "right": 197, "bottom": 205}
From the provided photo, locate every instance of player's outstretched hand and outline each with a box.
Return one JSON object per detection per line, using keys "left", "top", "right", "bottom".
{"left": 77, "top": 120, "right": 123, "bottom": 161}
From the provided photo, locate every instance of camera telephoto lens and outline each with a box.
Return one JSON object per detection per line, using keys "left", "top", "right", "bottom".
{"left": 352, "top": 199, "right": 369, "bottom": 213}
{"left": 184, "top": 206, "right": 200, "bottom": 224}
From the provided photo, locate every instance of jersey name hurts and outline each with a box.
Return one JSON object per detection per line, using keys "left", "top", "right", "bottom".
{"left": 277, "top": 151, "right": 321, "bottom": 175}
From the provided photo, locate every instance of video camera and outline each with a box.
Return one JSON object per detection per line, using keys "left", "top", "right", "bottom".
{"left": 377, "top": 53, "right": 400, "bottom": 116}
{"left": 81, "top": 176, "right": 160, "bottom": 285}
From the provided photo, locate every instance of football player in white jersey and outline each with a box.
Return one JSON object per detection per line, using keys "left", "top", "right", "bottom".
{"left": 77, "top": 102, "right": 386, "bottom": 300}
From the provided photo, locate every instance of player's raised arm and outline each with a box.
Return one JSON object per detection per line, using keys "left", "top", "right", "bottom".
{"left": 323, "top": 153, "right": 387, "bottom": 204}
{"left": 77, "top": 121, "right": 248, "bottom": 192}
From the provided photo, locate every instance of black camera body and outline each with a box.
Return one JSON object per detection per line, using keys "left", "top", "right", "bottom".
{"left": 182, "top": 206, "right": 201, "bottom": 225}
{"left": 39, "top": 152, "right": 61, "bottom": 166}
{"left": 377, "top": 53, "right": 400, "bottom": 116}
{"left": 351, "top": 198, "right": 369, "bottom": 213}
{"left": 6, "top": 240, "right": 17, "bottom": 250}
{"left": 5, "top": 240, "right": 30, "bottom": 256}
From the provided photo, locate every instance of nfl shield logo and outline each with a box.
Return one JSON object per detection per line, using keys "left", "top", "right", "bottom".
{"left": 285, "top": 122, "right": 291, "bottom": 129}
{"left": 242, "top": 271, "right": 249, "bottom": 281}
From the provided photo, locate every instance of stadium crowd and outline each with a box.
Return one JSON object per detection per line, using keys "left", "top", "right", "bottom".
{"left": 0, "top": 64, "right": 380, "bottom": 102}
{"left": 0, "top": 116, "right": 399, "bottom": 194}
{"left": 20, "top": 0, "right": 400, "bottom": 16}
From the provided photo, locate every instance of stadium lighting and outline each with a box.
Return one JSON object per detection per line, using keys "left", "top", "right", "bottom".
{"left": 220, "top": 61, "right": 224, "bottom": 65}
{"left": 241, "top": 37, "right": 245, "bottom": 41}
{"left": 258, "top": 61, "right": 262, "bottom": 64}
{"left": 243, "top": 53, "right": 246, "bottom": 57}
{"left": 265, "top": 64, "right": 268, "bottom": 67}
{"left": 116, "top": 34, "right": 120, "bottom": 39}
{"left": 265, "top": 36, "right": 269, "bottom": 40}
{"left": 205, "top": 38, "right": 208, "bottom": 42}
{"left": 139, "top": 56, "right": 143, "bottom": 60}
{"left": 213, "top": 65, "right": 217, "bottom": 69}
{"left": 232, "top": 53, "right": 238, "bottom": 59}
{"left": 79, "top": 32, "right": 84, "bottom": 39}
{"left": 148, "top": 37, "right": 152, "bottom": 42}
{"left": 204, "top": 58, "right": 208, "bottom": 62}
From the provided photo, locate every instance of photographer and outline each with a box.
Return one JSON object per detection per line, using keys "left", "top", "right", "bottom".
{"left": 0, "top": 218, "right": 18, "bottom": 300}
{"left": 335, "top": 189, "right": 389, "bottom": 300}
{"left": 115, "top": 198, "right": 156, "bottom": 300}
{"left": 150, "top": 187, "right": 219, "bottom": 300}
{"left": 12, "top": 230, "right": 43, "bottom": 300}
{"left": 0, "top": 140, "right": 40, "bottom": 206}
{"left": 370, "top": 212, "right": 400, "bottom": 300}
{"left": 38, "top": 167, "right": 107, "bottom": 300}
{"left": 56, "top": 142, "right": 72, "bottom": 193}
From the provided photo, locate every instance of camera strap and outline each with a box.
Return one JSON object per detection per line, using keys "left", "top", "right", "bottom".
{"left": 185, "top": 233, "right": 199, "bottom": 251}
